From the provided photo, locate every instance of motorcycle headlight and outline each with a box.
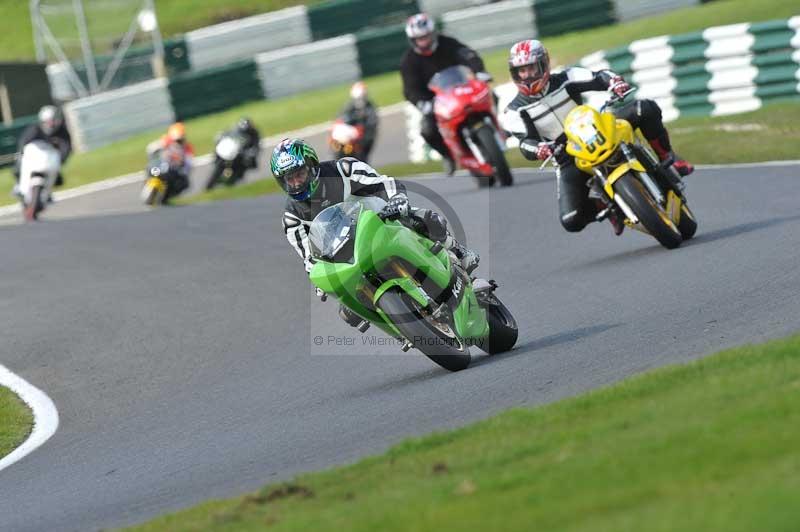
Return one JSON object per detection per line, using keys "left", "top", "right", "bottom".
{"left": 433, "top": 101, "right": 452, "bottom": 120}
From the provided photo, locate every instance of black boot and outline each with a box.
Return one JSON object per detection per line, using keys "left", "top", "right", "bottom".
{"left": 647, "top": 133, "right": 694, "bottom": 177}
{"left": 447, "top": 238, "right": 480, "bottom": 274}
{"left": 442, "top": 156, "right": 456, "bottom": 177}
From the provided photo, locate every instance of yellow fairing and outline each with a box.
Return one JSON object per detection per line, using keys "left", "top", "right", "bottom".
{"left": 665, "top": 190, "right": 683, "bottom": 225}
{"left": 603, "top": 159, "right": 647, "bottom": 198}
{"left": 146, "top": 177, "right": 167, "bottom": 194}
{"left": 565, "top": 105, "right": 634, "bottom": 172}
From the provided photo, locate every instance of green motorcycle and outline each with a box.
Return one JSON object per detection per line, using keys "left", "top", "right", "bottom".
{"left": 308, "top": 197, "right": 518, "bottom": 371}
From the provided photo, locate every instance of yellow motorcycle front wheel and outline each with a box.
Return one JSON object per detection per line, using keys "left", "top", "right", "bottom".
{"left": 615, "top": 173, "right": 683, "bottom": 249}
{"left": 677, "top": 203, "right": 698, "bottom": 240}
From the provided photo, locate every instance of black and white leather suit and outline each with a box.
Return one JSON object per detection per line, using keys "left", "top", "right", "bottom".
{"left": 502, "top": 67, "right": 670, "bottom": 232}
{"left": 282, "top": 157, "right": 450, "bottom": 273}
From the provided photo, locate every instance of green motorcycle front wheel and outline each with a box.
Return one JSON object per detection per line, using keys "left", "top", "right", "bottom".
{"left": 478, "top": 297, "right": 518, "bottom": 355}
{"left": 377, "top": 288, "right": 471, "bottom": 372}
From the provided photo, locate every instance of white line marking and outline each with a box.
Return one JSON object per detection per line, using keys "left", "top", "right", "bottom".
{"left": 257, "top": 102, "right": 406, "bottom": 149}
{"left": 401, "top": 160, "right": 800, "bottom": 180}
{"left": 695, "top": 160, "right": 800, "bottom": 170}
{"left": 0, "top": 105, "right": 794, "bottom": 220}
{"left": 0, "top": 105, "right": 409, "bottom": 218}
{"left": 0, "top": 364, "right": 59, "bottom": 473}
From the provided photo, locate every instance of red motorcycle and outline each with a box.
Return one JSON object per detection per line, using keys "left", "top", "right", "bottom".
{"left": 328, "top": 118, "right": 367, "bottom": 161}
{"left": 429, "top": 66, "right": 513, "bottom": 187}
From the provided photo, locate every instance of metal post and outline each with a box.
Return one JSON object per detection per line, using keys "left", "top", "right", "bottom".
{"left": 0, "top": 80, "right": 13, "bottom": 125}
{"left": 145, "top": 0, "right": 167, "bottom": 78}
{"left": 30, "top": 0, "right": 46, "bottom": 63}
{"left": 99, "top": 15, "right": 139, "bottom": 91}
{"left": 72, "top": 0, "right": 98, "bottom": 93}
{"left": 37, "top": 17, "right": 89, "bottom": 98}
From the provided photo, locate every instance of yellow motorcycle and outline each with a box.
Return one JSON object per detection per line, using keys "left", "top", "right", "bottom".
{"left": 552, "top": 91, "right": 697, "bottom": 249}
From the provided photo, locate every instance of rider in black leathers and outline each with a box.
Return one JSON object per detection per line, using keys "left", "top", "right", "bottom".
{"left": 337, "top": 82, "right": 379, "bottom": 163}
{"left": 13, "top": 105, "right": 72, "bottom": 194}
{"left": 400, "top": 13, "right": 492, "bottom": 175}
{"left": 232, "top": 117, "right": 261, "bottom": 169}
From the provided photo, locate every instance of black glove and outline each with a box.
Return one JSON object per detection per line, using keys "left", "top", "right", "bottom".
{"left": 379, "top": 194, "right": 410, "bottom": 220}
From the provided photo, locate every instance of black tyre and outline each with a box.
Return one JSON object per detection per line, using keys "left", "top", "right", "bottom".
{"left": 205, "top": 162, "right": 224, "bottom": 190}
{"left": 24, "top": 185, "right": 43, "bottom": 221}
{"left": 227, "top": 166, "right": 245, "bottom": 186}
{"left": 471, "top": 172, "right": 495, "bottom": 188}
{"left": 377, "top": 288, "right": 471, "bottom": 372}
{"left": 144, "top": 187, "right": 158, "bottom": 206}
{"left": 615, "top": 173, "right": 682, "bottom": 249}
{"left": 477, "top": 292, "right": 518, "bottom": 355}
{"left": 474, "top": 125, "right": 513, "bottom": 186}
{"left": 677, "top": 203, "right": 698, "bottom": 240}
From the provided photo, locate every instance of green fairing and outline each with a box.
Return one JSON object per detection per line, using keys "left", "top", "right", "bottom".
{"left": 309, "top": 207, "right": 489, "bottom": 344}
{"left": 453, "top": 284, "right": 489, "bottom": 340}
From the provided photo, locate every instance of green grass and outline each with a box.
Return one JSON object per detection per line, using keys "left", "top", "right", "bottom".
{"left": 387, "top": 99, "right": 800, "bottom": 175}
{"left": 127, "top": 334, "right": 800, "bottom": 531}
{"left": 3, "top": 0, "right": 795, "bottom": 63}
{"left": 0, "top": 385, "right": 33, "bottom": 460}
{"left": 0, "top": 69, "right": 401, "bottom": 206}
{"left": 3, "top": 0, "right": 795, "bottom": 206}
{"left": 0, "top": 1, "right": 325, "bottom": 62}
{"left": 179, "top": 99, "right": 800, "bottom": 205}
{"left": 506, "top": 0, "right": 800, "bottom": 68}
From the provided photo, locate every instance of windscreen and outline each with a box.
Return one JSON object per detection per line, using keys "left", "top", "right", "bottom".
{"left": 428, "top": 65, "right": 473, "bottom": 91}
{"left": 308, "top": 198, "right": 388, "bottom": 261}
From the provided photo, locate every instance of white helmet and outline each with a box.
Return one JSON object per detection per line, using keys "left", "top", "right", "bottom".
{"left": 38, "top": 105, "right": 63, "bottom": 136}
{"left": 405, "top": 13, "right": 438, "bottom": 56}
{"left": 350, "top": 81, "right": 368, "bottom": 109}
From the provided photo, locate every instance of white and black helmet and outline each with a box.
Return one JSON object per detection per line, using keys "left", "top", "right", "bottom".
{"left": 405, "top": 13, "right": 438, "bottom": 56}
{"left": 38, "top": 105, "right": 63, "bottom": 136}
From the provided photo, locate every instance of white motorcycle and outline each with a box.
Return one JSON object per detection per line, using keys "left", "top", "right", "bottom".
{"left": 18, "top": 140, "right": 61, "bottom": 221}
{"left": 205, "top": 133, "right": 247, "bottom": 191}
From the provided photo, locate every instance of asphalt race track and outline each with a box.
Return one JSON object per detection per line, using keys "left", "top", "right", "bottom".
{"left": 0, "top": 163, "right": 799, "bottom": 531}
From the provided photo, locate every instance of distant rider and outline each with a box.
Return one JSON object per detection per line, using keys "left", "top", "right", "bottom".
{"left": 225, "top": 117, "right": 261, "bottom": 170}
{"left": 147, "top": 122, "right": 194, "bottom": 197}
{"left": 338, "top": 81, "right": 379, "bottom": 163}
{"left": 13, "top": 105, "right": 72, "bottom": 196}
{"left": 400, "top": 12, "right": 493, "bottom": 175}
{"left": 501, "top": 39, "right": 694, "bottom": 236}
{"left": 272, "top": 138, "right": 480, "bottom": 329}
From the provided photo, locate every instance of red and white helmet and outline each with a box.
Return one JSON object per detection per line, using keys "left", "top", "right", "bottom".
{"left": 509, "top": 40, "right": 551, "bottom": 96}
{"left": 405, "top": 13, "right": 438, "bottom": 56}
